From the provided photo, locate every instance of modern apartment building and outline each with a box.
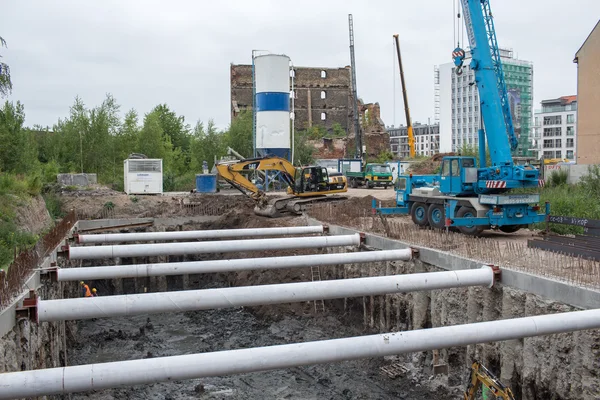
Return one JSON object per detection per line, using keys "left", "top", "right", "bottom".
{"left": 388, "top": 122, "right": 440, "bottom": 158}
{"left": 436, "top": 49, "right": 533, "bottom": 155}
{"left": 533, "top": 96, "right": 577, "bottom": 161}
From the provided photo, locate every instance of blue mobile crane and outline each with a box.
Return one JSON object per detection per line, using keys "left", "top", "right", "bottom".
{"left": 374, "top": 0, "right": 548, "bottom": 235}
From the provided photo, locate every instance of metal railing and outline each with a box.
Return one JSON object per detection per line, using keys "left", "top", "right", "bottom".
{"left": 0, "top": 210, "right": 77, "bottom": 310}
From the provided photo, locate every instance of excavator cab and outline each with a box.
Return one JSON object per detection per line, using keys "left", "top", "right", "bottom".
{"left": 293, "top": 166, "right": 329, "bottom": 194}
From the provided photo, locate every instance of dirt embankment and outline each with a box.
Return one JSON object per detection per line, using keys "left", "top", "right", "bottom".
{"left": 59, "top": 190, "right": 255, "bottom": 219}
{"left": 13, "top": 195, "right": 52, "bottom": 234}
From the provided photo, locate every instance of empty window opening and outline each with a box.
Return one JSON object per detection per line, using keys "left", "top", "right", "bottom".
{"left": 320, "top": 70, "right": 327, "bottom": 78}
{"left": 321, "top": 91, "right": 326, "bottom": 99}
{"left": 321, "top": 112, "right": 327, "bottom": 120}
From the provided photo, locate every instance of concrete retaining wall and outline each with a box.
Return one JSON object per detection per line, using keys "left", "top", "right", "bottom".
{"left": 544, "top": 163, "right": 598, "bottom": 184}
{"left": 57, "top": 173, "right": 98, "bottom": 186}
{"left": 311, "top": 220, "right": 600, "bottom": 399}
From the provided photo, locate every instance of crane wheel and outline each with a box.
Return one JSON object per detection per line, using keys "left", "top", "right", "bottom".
{"left": 410, "top": 202, "right": 428, "bottom": 227}
{"left": 456, "top": 206, "right": 484, "bottom": 236}
{"left": 499, "top": 225, "right": 521, "bottom": 233}
{"left": 427, "top": 204, "right": 446, "bottom": 229}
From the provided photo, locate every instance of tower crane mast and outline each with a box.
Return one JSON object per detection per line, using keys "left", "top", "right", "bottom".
{"left": 348, "top": 14, "right": 363, "bottom": 161}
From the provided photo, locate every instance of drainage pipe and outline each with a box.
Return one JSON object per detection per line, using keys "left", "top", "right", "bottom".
{"left": 38, "top": 266, "right": 494, "bottom": 322}
{"left": 67, "top": 234, "right": 361, "bottom": 260}
{"left": 56, "top": 249, "right": 413, "bottom": 282}
{"left": 75, "top": 225, "right": 326, "bottom": 244}
{"left": 3, "top": 308, "right": 600, "bottom": 399}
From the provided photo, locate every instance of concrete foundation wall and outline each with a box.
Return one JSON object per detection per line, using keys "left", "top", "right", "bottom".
{"left": 544, "top": 163, "right": 598, "bottom": 184}
{"left": 57, "top": 173, "right": 98, "bottom": 186}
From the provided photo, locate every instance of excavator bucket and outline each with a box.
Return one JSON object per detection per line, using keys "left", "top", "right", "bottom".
{"left": 253, "top": 204, "right": 283, "bottom": 218}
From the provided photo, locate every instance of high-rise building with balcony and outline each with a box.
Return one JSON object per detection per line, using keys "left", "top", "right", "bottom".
{"left": 533, "top": 96, "right": 577, "bottom": 161}
{"left": 436, "top": 49, "right": 533, "bottom": 156}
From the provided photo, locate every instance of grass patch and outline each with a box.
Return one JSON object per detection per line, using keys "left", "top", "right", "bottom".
{"left": 0, "top": 172, "right": 40, "bottom": 270}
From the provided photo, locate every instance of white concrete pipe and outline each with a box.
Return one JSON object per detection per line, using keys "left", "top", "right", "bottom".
{"left": 38, "top": 266, "right": 494, "bottom": 322}
{"left": 3, "top": 308, "right": 600, "bottom": 399}
{"left": 75, "top": 225, "right": 326, "bottom": 244}
{"left": 56, "top": 249, "right": 413, "bottom": 281}
{"left": 67, "top": 233, "right": 361, "bottom": 260}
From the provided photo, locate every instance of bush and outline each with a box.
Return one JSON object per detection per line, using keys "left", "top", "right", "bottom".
{"left": 43, "top": 191, "right": 64, "bottom": 220}
{"left": 579, "top": 165, "right": 600, "bottom": 198}
{"left": 41, "top": 160, "right": 60, "bottom": 184}
{"left": 547, "top": 169, "right": 568, "bottom": 187}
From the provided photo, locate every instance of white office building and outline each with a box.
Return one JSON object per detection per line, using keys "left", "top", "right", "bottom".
{"left": 388, "top": 123, "right": 440, "bottom": 159}
{"left": 532, "top": 96, "right": 577, "bottom": 161}
{"left": 435, "top": 49, "right": 533, "bottom": 155}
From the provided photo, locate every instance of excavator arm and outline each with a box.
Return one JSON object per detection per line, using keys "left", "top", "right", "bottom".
{"left": 464, "top": 361, "right": 515, "bottom": 400}
{"left": 215, "top": 157, "right": 297, "bottom": 205}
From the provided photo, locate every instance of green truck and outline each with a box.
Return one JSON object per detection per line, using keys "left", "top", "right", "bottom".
{"left": 345, "top": 163, "right": 394, "bottom": 189}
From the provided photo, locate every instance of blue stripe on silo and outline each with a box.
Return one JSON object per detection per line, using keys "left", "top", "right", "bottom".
{"left": 255, "top": 92, "right": 290, "bottom": 112}
{"left": 256, "top": 148, "right": 291, "bottom": 159}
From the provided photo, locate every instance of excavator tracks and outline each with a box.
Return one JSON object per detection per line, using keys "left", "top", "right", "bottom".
{"left": 254, "top": 195, "right": 348, "bottom": 218}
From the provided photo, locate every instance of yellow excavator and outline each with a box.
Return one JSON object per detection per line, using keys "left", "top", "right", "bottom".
{"left": 215, "top": 156, "right": 347, "bottom": 217}
{"left": 464, "top": 361, "right": 515, "bottom": 400}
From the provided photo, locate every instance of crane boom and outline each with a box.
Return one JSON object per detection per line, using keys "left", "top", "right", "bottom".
{"left": 393, "top": 34, "right": 415, "bottom": 158}
{"left": 452, "top": 0, "right": 539, "bottom": 192}
{"left": 348, "top": 14, "right": 362, "bottom": 161}
{"left": 454, "top": 0, "right": 515, "bottom": 167}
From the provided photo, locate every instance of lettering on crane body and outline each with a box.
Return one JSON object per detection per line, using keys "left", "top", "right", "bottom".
{"left": 479, "top": 194, "right": 540, "bottom": 205}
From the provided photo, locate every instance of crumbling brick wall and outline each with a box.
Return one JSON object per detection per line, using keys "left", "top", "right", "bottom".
{"left": 230, "top": 64, "right": 351, "bottom": 133}
{"left": 308, "top": 138, "right": 347, "bottom": 159}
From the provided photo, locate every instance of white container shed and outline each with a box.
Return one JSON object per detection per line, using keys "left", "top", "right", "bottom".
{"left": 124, "top": 158, "right": 163, "bottom": 194}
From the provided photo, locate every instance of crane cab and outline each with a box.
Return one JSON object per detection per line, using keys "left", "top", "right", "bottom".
{"left": 439, "top": 156, "right": 478, "bottom": 196}
{"left": 289, "top": 166, "right": 347, "bottom": 196}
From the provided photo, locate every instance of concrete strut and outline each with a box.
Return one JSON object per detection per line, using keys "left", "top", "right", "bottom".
{"left": 56, "top": 249, "right": 413, "bottom": 281}
{"left": 38, "top": 267, "right": 495, "bottom": 322}
{"left": 75, "top": 225, "right": 326, "bottom": 244}
{"left": 67, "top": 234, "right": 361, "bottom": 260}
{"left": 2, "top": 308, "right": 600, "bottom": 398}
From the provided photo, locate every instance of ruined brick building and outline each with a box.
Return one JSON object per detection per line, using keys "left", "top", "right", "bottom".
{"left": 230, "top": 63, "right": 389, "bottom": 160}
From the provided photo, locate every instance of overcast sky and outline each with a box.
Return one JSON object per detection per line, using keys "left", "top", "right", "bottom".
{"left": 2, "top": 0, "right": 598, "bottom": 130}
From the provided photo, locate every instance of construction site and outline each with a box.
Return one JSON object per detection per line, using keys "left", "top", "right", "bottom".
{"left": 2, "top": 1, "right": 600, "bottom": 399}
{"left": 0, "top": 187, "right": 599, "bottom": 400}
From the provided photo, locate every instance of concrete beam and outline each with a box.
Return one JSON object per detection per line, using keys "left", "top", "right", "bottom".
{"left": 38, "top": 267, "right": 496, "bottom": 322}
{"left": 2, "top": 308, "right": 600, "bottom": 398}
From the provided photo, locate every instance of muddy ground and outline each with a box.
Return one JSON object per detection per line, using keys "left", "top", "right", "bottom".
{"left": 69, "top": 294, "right": 455, "bottom": 400}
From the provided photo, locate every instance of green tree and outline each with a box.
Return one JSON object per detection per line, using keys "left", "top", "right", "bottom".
{"left": 190, "top": 120, "right": 224, "bottom": 170}
{"left": 151, "top": 104, "right": 191, "bottom": 153}
{"left": 137, "top": 111, "right": 171, "bottom": 160}
{"left": 0, "top": 36, "right": 12, "bottom": 97}
{"left": 222, "top": 111, "right": 253, "bottom": 158}
{"left": 331, "top": 123, "right": 346, "bottom": 137}
{"left": 293, "top": 129, "right": 314, "bottom": 166}
{"left": 0, "top": 101, "right": 38, "bottom": 174}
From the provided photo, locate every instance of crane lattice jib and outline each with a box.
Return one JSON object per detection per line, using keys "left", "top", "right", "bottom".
{"left": 481, "top": 0, "right": 518, "bottom": 151}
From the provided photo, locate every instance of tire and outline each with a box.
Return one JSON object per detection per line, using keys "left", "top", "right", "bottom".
{"left": 410, "top": 202, "right": 428, "bottom": 227}
{"left": 365, "top": 180, "right": 372, "bottom": 189}
{"left": 427, "top": 203, "right": 446, "bottom": 229}
{"left": 350, "top": 178, "right": 357, "bottom": 188}
{"left": 456, "top": 206, "right": 484, "bottom": 236}
{"left": 499, "top": 225, "right": 521, "bottom": 233}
